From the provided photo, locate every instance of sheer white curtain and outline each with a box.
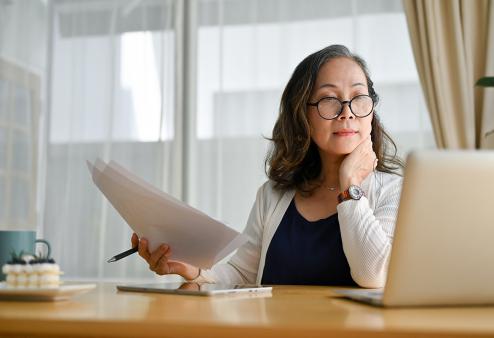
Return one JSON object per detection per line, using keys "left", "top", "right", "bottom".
{"left": 44, "top": 0, "right": 180, "bottom": 280}
{"left": 190, "top": 0, "right": 435, "bottom": 234}
{"left": 0, "top": 1, "right": 47, "bottom": 232}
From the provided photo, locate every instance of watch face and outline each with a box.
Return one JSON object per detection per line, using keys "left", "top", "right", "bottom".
{"left": 348, "top": 185, "right": 364, "bottom": 200}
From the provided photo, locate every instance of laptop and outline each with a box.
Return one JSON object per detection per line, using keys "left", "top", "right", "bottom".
{"left": 336, "top": 150, "right": 494, "bottom": 307}
{"left": 117, "top": 282, "right": 272, "bottom": 297}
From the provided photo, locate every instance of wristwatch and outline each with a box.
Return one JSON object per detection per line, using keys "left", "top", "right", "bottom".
{"left": 337, "top": 185, "right": 364, "bottom": 203}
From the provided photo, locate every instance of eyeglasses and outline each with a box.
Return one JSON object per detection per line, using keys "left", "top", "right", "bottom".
{"left": 307, "top": 94, "right": 374, "bottom": 120}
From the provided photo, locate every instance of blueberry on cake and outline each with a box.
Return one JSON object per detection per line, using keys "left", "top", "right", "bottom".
{"left": 2, "top": 240, "right": 62, "bottom": 288}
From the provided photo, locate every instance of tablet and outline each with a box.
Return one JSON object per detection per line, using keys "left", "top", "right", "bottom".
{"left": 116, "top": 282, "right": 272, "bottom": 296}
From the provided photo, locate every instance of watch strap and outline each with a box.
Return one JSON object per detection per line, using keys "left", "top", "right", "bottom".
{"left": 337, "top": 190, "right": 352, "bottom": 203}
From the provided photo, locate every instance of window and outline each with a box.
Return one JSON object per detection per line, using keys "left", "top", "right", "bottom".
{"left": 0, "top": 59, "right": 39, "bottom": 230}
{"left": 6, "top": 0, "right": 434, "bottom": 280}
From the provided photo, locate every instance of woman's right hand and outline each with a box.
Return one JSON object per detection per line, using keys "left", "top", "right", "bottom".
{"left": 131, "top": 233, "right": 200, "bottom": 280}
{"left": 339, "top": 135, "right": 376, "bottom": 191}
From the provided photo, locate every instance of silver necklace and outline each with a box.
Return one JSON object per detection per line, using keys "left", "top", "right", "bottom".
{"left": 324, "top": 185, "right": 338, "bottom": 192}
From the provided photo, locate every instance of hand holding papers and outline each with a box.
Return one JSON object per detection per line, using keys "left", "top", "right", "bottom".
{"left": 87, "top": 159, "right": 247, "bottom": 269}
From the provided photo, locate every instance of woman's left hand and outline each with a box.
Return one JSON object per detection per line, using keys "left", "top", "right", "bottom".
{"left": 339, "top": 135, "right": 377, "bottom": 191}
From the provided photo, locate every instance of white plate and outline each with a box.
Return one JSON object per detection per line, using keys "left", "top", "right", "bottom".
{"left": 0, "top": 282, "right": 96, "bottom": 301}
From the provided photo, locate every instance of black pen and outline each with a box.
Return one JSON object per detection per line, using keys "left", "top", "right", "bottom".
{"left": 107, "top": 247, "right": 138, "bottom": 263}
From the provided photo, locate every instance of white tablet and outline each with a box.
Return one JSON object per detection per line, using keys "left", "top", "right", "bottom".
{"left": 116, "top": 282, "right": 272, "bottom": 296}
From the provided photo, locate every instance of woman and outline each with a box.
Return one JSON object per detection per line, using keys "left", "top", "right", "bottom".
{"left": 132, "top": 45, "right": 403, "bottom": 288}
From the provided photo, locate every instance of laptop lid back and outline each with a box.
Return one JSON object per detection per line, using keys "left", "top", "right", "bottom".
{"left": 383, "top": 150, "right": 494, "bottom": 306}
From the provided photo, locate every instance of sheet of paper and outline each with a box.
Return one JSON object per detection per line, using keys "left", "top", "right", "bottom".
{"left": 87, "top": 159, "right": 248, "bottom": 268}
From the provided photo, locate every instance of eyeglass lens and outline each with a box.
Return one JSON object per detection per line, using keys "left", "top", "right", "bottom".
{"left": 318, "top": 95, "right": 373, "bottom": 119}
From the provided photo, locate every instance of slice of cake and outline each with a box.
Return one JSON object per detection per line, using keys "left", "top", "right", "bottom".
{"left": 2, "top": 240, "right": 62, "bottom": 288}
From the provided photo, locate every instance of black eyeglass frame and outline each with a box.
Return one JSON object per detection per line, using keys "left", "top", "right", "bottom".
{"left": 307, "top": 94, "right": 375, "bottom": 120}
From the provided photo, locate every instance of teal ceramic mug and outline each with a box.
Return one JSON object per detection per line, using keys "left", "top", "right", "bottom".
{"left": 0, "top": 230, "right": 36, "bottom": 281}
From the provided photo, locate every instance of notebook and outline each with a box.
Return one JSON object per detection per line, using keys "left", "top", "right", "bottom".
{"left": 336, "top": 150, "right": 494, "bottom": 307}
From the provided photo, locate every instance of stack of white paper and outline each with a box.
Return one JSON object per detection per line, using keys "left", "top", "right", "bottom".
{"left": 87, "top": 159, "right": 247, "bottom": 268}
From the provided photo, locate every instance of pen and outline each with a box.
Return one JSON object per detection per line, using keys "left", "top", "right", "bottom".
{"left": 107, "top": 247, "right": 138, "bottom": 263}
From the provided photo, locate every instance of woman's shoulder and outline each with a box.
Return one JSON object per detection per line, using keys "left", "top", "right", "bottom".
{"left": 255, "top": 180, "right": 295, "bottom": 210}
{"left": 374, "top": 170, "right": 403, "bottom": 186}
{"left": 257, "top": 180, "right": 291, "bottom": 200}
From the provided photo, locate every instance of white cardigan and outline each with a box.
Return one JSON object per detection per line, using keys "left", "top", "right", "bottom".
{"left": 199, "top": 171, "right": 403, "bottom": 288}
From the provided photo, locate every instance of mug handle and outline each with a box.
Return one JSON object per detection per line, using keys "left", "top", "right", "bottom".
{"left": 34, "top": 239, "right": 51, "bottom": 259}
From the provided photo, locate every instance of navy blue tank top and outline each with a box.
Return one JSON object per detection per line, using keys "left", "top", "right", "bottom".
{"left": 261, "top": 199, "right": 357, "bottom": 286}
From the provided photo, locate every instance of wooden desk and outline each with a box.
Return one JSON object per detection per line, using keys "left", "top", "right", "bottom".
{"left": 1, "top": 282, "right": 494, "bottom": 338}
